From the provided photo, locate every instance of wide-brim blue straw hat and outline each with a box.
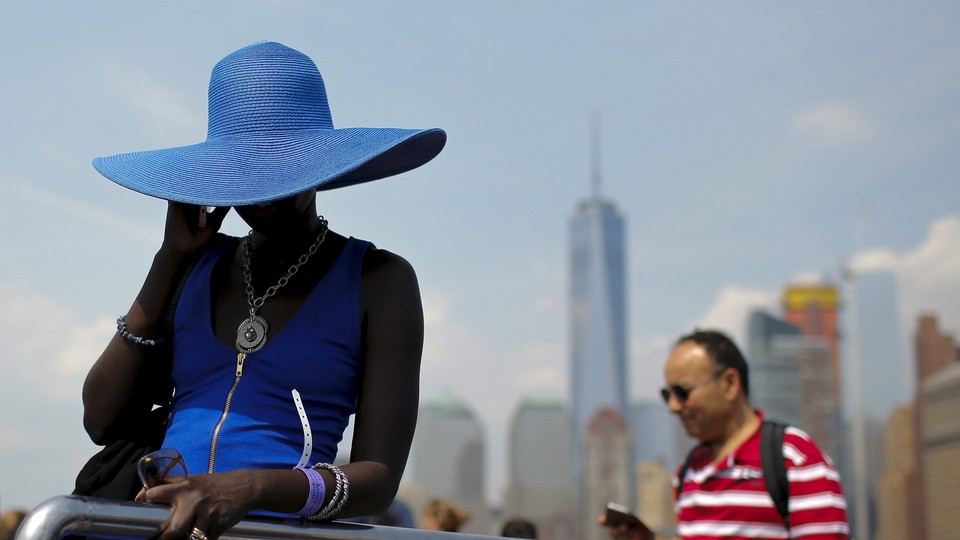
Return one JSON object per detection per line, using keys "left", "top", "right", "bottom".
{"left": 93, "top": 41, "right": 446, "bottom": 207}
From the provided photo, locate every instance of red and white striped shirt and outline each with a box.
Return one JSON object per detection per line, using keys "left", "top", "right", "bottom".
{"left": 674, "top": 412, "right": 849, "bottom": 539}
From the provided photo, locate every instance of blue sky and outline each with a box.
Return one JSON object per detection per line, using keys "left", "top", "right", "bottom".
{"left": 1, "top": 1, "right": 959, "bottom": 510}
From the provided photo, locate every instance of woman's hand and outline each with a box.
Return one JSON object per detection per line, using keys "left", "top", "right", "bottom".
{"left": 139, "top": 471, "right": 259, "bottom": 540}
{"left": 160, "top": 202, "right": 231, "bottom": 256}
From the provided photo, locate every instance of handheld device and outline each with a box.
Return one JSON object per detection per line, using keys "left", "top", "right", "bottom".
{"left": 604, "top": 502, "right": 654, "bottom": 539}
{"left": 198, "top": 206, "right": 212, "bottom": 229}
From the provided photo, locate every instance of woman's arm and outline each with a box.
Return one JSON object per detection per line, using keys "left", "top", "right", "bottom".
{"left": 82, "top": 203, "right": 229, "bottom": 443}
{"left": 342, "top": 247, "right": 424, "bottom": 515}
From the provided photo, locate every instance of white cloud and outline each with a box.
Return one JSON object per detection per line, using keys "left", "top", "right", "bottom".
{"left": 845, "top": 216, "right": 960, "bottom": 334}
{"left": 421, "top": 289, "right": 452, "bottom": 327}
{"left": 793, "top": 102, "right": 877, "bottom": 147}
{"left": 849, "top": 248, "right": 900, "bottom": 273}
{"left": 533, "top": 292, "right": 557, "bottom": 315}
{"left": 789, "top": 270, "right": 830, "bottom": 285}
{"left": 0, "top": 425, "right": 28, "bottom": 451}
{"left": 693, "top": 285, "right": 778, "bottom": 346}
{"left": 0, "top": 283, "right": 112, "bottom": 401}
{"left": 1, "top": 283, "right": 72, "bottom": 377}
{"left": 51, "top": 317, "right": 117, "bottom": 399}
{"left": 0, "top": 284, "right": 105, "bottom": 508}
{"left": 892, "top": 215, "right": 960, "bottom": 333}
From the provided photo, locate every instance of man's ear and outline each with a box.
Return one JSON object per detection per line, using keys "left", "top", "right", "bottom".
{"left": 721, "top": 367, "right": 740, "bottom": 401}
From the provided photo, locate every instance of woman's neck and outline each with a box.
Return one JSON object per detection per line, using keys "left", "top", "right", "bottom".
{"left": 243, "top": 216, "right": 330, "bottom": 289}
{"left": 249, "top": 215, "right": 325, "bottom": 258}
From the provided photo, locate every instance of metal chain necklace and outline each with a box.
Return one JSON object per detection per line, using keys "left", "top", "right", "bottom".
{"left": 235, "top": 217, "right": 329, "bottom": 353}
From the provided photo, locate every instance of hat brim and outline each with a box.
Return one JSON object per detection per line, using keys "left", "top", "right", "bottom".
{"left": 93, "top": 127, "right": 446, "bottom": 206}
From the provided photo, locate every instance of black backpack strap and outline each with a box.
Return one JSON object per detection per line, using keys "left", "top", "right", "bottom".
{"left": 760, "top": 420, "right": 790, "bottom": 530}
{"left": 677, "top": 445, "right": 697, "bottom": 496}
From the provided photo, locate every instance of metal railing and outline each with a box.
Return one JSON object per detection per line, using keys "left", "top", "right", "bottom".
{"left": 15, "top": 496, "right": 496, "bottom": 540}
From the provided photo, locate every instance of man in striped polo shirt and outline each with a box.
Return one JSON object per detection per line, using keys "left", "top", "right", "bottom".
{"left": 604, "top": 330, "right": 849, "bottom": 539}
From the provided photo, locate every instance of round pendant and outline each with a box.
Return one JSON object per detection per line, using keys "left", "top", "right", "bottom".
{"left": 236, "top": 316, "right": 269, "bottom": 353}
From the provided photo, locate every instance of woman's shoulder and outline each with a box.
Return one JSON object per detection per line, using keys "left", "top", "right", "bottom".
{"left": 360, "top": 245, "right": 416, "bottom": 278}
{"left": 359, "top": 245, "right": 420, "bottom": 307}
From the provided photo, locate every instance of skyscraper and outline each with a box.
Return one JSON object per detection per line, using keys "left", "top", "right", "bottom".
{"left": 635, "top": 460, "right": 677, "bottom": 537}
{"left": 583, "top": 408, "right": 633, "bottom": 540}
{"left": 747, "top": 309, "right": 841, "bottom": 462}
{"left": 747, "top": 310, "right": 803, "bottom": 425}
{"left": 504, "top": 395, "right": 579, "bottom": 540}
{"left": 412, "top": 391, "right": 490, "bottom": 534}
{"left": 913, "top": 313, "right": 959, "bottom": 540}
{"left": 837, "top": 270, "right": 908, "bottom": 538}
{"left": 569, "top": 194, "right": 628, "bottom": 477}
{"left": 875, "top": 405, "right": 923, "bottom": 540}
{"left": 915, "top": 313, "right": 958, "bottom": 383}
{"left": 782, "top": 284, "right": 842, "bottom": 410}
{"left": 852, "top": 270, "right": 909, "bottom": 422}
{"left": 919, "top": 362, "right": 960, "bottom": 540}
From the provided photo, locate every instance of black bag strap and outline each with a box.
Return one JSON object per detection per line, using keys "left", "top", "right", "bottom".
{"left": 760, "top": 420, "right": 790, "bottom": 530}
{"left": 677, "top": 447, "right": 695, "bottom": 494}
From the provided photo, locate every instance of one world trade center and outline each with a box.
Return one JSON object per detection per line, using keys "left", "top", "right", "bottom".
{"left": 568, "top": 189, "right": 628, "bottom": 478}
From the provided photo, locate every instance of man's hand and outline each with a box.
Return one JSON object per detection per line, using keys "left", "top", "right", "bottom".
{"left": 598, "top": 513, "right": 655, "bottom": 540}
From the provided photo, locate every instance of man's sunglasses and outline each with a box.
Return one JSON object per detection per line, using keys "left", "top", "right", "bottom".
{"left": 659, "top": 369, "right": 725, "bottom": 404}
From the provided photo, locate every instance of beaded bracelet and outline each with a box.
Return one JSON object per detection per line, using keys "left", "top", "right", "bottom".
{"left": 306, "top": 463, "right": 350, "bottom": 521}
{"left": 295, "top": 467, "right": 326, "bottom": 517}
{"left": 116, "top": 315, "right": 165, "bottom": 346}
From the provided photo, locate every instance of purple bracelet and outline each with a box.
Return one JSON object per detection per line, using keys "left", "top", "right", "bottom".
{"left": 296, "top": 467, "right": 326, "bottom": 517}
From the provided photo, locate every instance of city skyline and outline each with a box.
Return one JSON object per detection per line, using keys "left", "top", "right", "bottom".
{"left": 2, "top": 1, "right": 960, "bottom": 512}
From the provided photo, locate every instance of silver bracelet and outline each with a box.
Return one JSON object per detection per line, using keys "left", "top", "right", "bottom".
{"left": 307, "top": 463, "right": 350, "bottom": 521}
{"left": 116, "top": 315, "right": 165, "bottom": 346}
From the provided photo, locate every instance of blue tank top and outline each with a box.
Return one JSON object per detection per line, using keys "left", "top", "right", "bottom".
{"left": 162, "top": 236, "right": 371, "bottom": 478}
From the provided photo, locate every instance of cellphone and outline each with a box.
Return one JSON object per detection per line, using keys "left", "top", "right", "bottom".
{"left": 604, "top": 502, "right": 654, "bottom": 538}
{"left": 198, "top": 207, "right": 211, "bottom": 229}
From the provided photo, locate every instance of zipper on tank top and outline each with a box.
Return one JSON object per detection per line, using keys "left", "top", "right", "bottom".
{"left": 208, "top": 352, "right": 246, "bottom": 473}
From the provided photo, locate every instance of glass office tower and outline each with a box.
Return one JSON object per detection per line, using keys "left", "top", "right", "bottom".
{"left": 569, "top": 197, "right": 627, "bottom": 477}
{"left": 411, "top": 391, "right": 490, "bottom": 533}
{"left": 504, "top": 395, "right": 579, "bottom": 540}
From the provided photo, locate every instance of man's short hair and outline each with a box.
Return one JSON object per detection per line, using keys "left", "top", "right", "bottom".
{"left": 501, "top": 518, "right": 537, "bottom": 539}
{"left": 676, "top": 329, "right": 750, "bottom": 397}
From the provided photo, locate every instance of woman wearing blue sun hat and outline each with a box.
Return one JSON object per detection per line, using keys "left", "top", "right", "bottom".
{"left": 81, "top": 41, "right": 445, "bottom": 540}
